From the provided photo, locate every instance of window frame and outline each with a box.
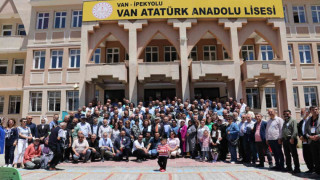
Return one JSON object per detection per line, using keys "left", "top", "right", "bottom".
{"left": 293, "top": 6, "right": 306, "bottom": 23}
{"left": 145, "top": 46, "right": 159, "bottom": 62}
{"left": 8, "top": 95, "right": 21, "bottom": 114}
{"left": 0, "top": 60, "right": 8, "bottom": 74}
{"left": 67, "top": 90, "right": 79, "bottom": 111}
{"left": 29, "top": 91, "right": 42, "bottom": 112}
{"left": 293, "top": 87, "right": 300, "bottom": 108}
{"left": 288, "top": 45, "right": 293, "bottom": 64}
{"left": 246, "top": 88, "right": 260, "bottom": 109}
{"left": 164, "top": 46, "right": 177, "bottom": 62}
{"left": 13, "top": 59, "right": 24, "bottom": 74}
{"left": 283, "top": 6, "right": 288, "bottom": 23}
{"left": 54, "top": 11, "right": 67, "bottom": 29}
{"left": 48, "top": 91, "right": 61, "bottom": 112}
{"left": 203, "top": 45, "right": 217, "bottom": 61}
{"left": 260, "top": 45, "right": 274, "bottom": 61}
{"left": 317, "top": 45, "right": 320, "bottom": 63}
{"left": 311, "top": 5, "right": 320, "bottom": 23}
{"left": 304, "top": 86, "right": 318, "bottom": 107}
{"left": 69, "top": 49, "right": 80, "bottom": 68}
{"left": 0, "top": 96, "right": 4, "bottom": 114}
{"left": 299, "top": 44, "right": 312, "bottom": 64}
{"left": 241, "top": 45, "right": 255, "bottom": 60}
{"left": 36, "top": 12, "right": 50, "bottom": 30}
{"left": 17, "top": 24, "right": 26, "bottom": 36}
{"left": 106, "top": 48, "right": 120, "bottom": 63}
{"left": 265, "top": 87, "right": 277, "bottom": 108}
{"left": 51, "top": 50, "right": 63, "bottom": 69}
{"left": 33, "top": 50, "right": 46, "bottom": 69}
{"left": 188, "top": 46, "right": 197, "bottom": 61}
{"left": 2, "top": 24, "right": 12, "bottom": 36}
{"left": 90, "top": 48, "right": 101, "bottom": 64}
{"left": 72, "top": 10, "right": 83, "bottom": 28}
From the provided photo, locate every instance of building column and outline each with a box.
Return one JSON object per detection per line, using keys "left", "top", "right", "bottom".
{"left": 119, "top": 20, "right": 147, "bottom": 105}
{"left": 275, "top": 80, "right": 283, "bottom": 116}
{"left": 259, "top": 88, "right": 267, "bottom": 116}
{"left": 298, "top": 85, "right": 306, "bottom": 108}
{"left": 219, "top": 19, "right": 246, "bottom": 102}
{"left": 169, "top": 19, "right": 196, "bottom": 101}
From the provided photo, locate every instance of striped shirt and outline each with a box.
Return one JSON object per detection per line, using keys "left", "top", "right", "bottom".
{"left": 157, "top": 144, "right": 170, "bottom": 157}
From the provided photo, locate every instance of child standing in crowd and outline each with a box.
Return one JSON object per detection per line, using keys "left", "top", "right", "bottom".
{"left": 200, "top": 130, "right": 211, "bottom": 162}
{"left": 211, "top": 124, "right": 221, "bottom": 163}
{"left": 157, "top": 137, "right": 171, "bottom": 172}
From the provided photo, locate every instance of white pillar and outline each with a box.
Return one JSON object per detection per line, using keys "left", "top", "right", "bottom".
{"left": 119, "top": 20, "right": 147, "bottom": 105}
{"left": 169, "top": 19, "right": 196, "bottom": 101}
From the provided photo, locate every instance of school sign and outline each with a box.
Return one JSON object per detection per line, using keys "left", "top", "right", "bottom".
{"left": 83, "top": 0, "right": 284, "bottom": 21}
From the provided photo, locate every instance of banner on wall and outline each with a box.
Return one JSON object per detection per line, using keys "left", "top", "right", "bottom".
{"left": 83, "top": 0, "right": 284, "bottom": 22}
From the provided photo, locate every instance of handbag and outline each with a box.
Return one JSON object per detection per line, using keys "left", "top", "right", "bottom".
{"left": 230, "top": 138, "right": 239, "bottom": 146}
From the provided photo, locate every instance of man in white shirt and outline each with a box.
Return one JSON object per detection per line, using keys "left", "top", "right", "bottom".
{"left": 72, "top": 133, "right": 91, "bottom": 163}
{"left": 132, "top": 135, "right": 148, "bottom": 163}
{"left": 77, "top": 115, "right": 92, "bottom": 139}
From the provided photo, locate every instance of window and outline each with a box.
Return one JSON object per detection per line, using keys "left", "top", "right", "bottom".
{"left": 90, "top": 48, "right": 101, "bottom": 64}
{"left": 0, "top": 96, "right": 4, "bottom": 114}
{"left": 0, "top": 60, "right": 8, "bottom": 74}
{"left": 241, "top": 45, "right": 255, "bottom": 60}
{"left": 106, "top": 48, "right": 120, "bottom": 63}
{"left": 311, "top": 6, "right": 320, "bottom": 23}
{"left": 299, "top": 45, "right": 312, "bottom": 64}
{"left": 95, "top": 90, "right": 99, "bottom": 100}
{"left": 8, "top": 96, "right": 20, "bottom": 114}
{"left": 2, "top": 25, "right": 12, "bottom": 36}
{"left": 293, "top": 6, "right": 306, "bottom": 23}
{"left": 17, "top": 24, "right": 26, "bottom": 36}
{"left": 37, "top": 12, "right": 49, "bottom": 29}
{"left": 283, "top": 6, "right": 288, "bottom": 23}
{"left": 48, "top": 91, "right": 61, "bottom": 112}
{"left": 69, "top": 49, "right": 80, "bottom": 68}
{"left": 288, "top": 45, "right": 293, "bottom": 64}
{"left": 246, "top": 88, "right": 260, "bottom": 109}
{"left": 164, "top": 46, "right": 177, "bottom": 62}
{"left": 293, "top": 87, "right": 299, "bottom": 108}
{"left": 54, "top": 12, "right": 67, "bottom": 29}
{"left": 188, "top": 46, "right": 197, "bottom": 61}
{"left": 265, "top": 87, "right": 277, "bottom": 108}
{"left": 223, "top": 47, "right": 229, "bottom": 59}
{"left": 145, "top": 46, "right": 158, "bottom": 62}
{"left": 13, "top": 59, "right": 24, "bottom": 74}
{"left": 203, "top": 45, "right": 216, "bottom": 60}
{"left": 304, "top": 86, "right": 318, "bottom": 107}
{"left": 261, "top": 45, "right": 274, "bottom": 60}
{"left": 72, "top": 10, "right": 82, "bottom": 28}
{"left": 33, "top": 51, "right": 46, "bottom": 69}
{"left": 51, "top": 50, "right": 63, "bottom": 69}
{"left": 67, "top": 91, "right": 79, "bottom": 111}
{"left": 318, "top": 45, "right": 320, "bottom": 63}
{"left": 30, "top": 92, "right": 42, "bottom": 112}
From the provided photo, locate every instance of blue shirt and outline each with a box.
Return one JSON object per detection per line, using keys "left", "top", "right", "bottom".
{"left": 49, "top": 121, "right": 59, "bottom": 130}
{"left": 99, "top": 138, "right": 113, "bottom": 151}
{"left": 214, "top": 107, "right": 224, "bottom": 116}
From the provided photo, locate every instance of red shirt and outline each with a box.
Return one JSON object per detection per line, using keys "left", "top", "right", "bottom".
{"left": 157, "top": 144, "right": 170, "bottom": 157}
{"left": 23, "top": 144, "right": 41, "bottom": 163}
{"left": 255, "top": 122, "right": 262, "bottom": 142}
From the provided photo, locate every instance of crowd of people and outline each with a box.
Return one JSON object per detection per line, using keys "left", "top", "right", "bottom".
{"left": 0, "top": 97, "right": 319, "bottom": 176}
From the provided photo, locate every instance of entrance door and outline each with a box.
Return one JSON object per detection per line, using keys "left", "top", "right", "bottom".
{"left": 104, "top": 90, "right": 125, "bottom": 104}
{"left": 194, "top": 88, "right": 220, "bottom": 100}
{"left": 144, "top": 89, "right": 176, "bottom": 101}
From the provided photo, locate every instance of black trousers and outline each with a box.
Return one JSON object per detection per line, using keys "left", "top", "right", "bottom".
{"left": 49, "top": 144, "right": 62, "bottom": 168}
{"left": 255, "top": 141, "right": 272, "bottom": 166}
{"left": 64, "top": 147, "right": 72, "bottom": 161}
{"left": 5, "top": 145, "right": 15, "bottom": 164}
{"left": 283, "top": 139, "right": 300, "bottom": 170}
{"left": 133, "top": 149, "right": 148, "bottom": 160}
{"left": 310, "top": 141, "right": 320, "bottom": 174}
{"left": 218, "top": 139, "right": 228, "bottom": 161}
{"left": 158, "top": 156, "right": 168, "bottom": 170}
{"left": 238, "top": 136, "right": 246, "bottom": 160}
{"left": 302, "top": 143, "right": 314, "bottom": 172}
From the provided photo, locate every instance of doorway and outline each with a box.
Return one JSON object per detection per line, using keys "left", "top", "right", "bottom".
{"left": 194, "top": 88, "right": 220, "bottom": 100}
{"left": 144, "top": 89, "right": 176, "bottom": 101}
{"left": 104, "top": 90, "right": 125, "bottom": 104}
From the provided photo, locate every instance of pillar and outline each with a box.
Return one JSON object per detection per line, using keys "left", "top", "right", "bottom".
{"left": 220, "top": 19, "right": 246, "bottom": 102}
{"left": 119, "top": 20, "right": 147, "bottom": 105}
{"left": 169, "top": 19, "right": 196, "bottom": 102}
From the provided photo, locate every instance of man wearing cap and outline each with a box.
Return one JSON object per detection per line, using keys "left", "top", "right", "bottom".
{"left": 77, "top": 114, "right": 92, "bottom": 140}
{"left": 24, "top": 138, "right": 42, "bottom": 169}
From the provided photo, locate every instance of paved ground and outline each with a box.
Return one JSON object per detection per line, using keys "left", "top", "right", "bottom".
{"left": 1, "top": 149, "right": 319, "bottom": 180}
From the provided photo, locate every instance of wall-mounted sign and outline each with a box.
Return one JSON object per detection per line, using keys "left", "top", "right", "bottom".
{"left": 83, "top": 0, "right": 284, "bottom": 21}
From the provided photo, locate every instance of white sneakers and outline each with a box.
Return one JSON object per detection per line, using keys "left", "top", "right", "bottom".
{"left": 2, "top": 164, "right": 8, "bottom": 167}
{"left": 2, "top": 164, "right": 13, "bottom": 167}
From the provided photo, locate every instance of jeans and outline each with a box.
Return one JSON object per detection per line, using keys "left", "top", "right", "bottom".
{"left": 5, "top": 145, "right": 15, "bottom": 164}
{"left": 228, "top": 142, "right": 237, "bottom": 162}
{"left": 148, "top": 149, "right": 158, "bottom": 157}
{"left": 268, "top": 140, "right": 284, "bottom": 169}
{"left": 73, "top": 150, "right": 91, "bottom": 163}
{"left": 202, "top": 151, "right": 209, "bottom": 160}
